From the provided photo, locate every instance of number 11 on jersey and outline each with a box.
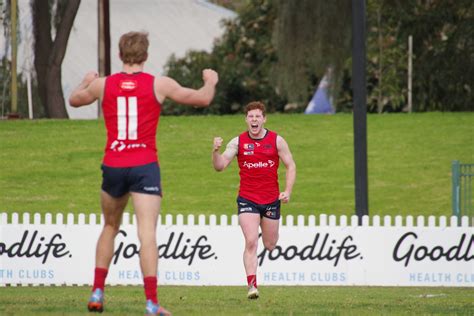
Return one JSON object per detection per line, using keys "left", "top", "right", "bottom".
{"left": 117, "top": 96, "right": 138, "bottom": 140}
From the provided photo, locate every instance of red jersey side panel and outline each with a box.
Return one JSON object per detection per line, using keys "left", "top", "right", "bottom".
{"left": 237, "top": 130, "right": 280, "bottom": 204}
{"left": 102, "top": 72, "right": 161, "bottom": 167}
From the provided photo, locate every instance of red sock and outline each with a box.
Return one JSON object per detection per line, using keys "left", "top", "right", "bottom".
{"left": 247, "top": 275, "right": 257, "bottom": 288}
{"left": 144, "top": 276, "right": 158, "bottom": 304}
{"left": 92, "top": 267, "right": 108, "bottom": 291}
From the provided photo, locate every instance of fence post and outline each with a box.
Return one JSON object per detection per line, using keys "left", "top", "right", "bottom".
{"left": 452, "top": 160, "right": 460, "bottom": 218}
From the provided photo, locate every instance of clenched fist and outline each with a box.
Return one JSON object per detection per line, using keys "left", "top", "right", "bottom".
{"left": 213, "top": 137, "right": 223, "bottom": 152}
{"left": 203, "top": 69, "right": 219, "bottom": 86}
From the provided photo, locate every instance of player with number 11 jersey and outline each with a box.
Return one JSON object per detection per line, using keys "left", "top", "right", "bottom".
{"left": 102, "top": 72, "right": 161, "bottom": 167}
{"left": 68, "top": 31, "right": 218, "bottom": 315}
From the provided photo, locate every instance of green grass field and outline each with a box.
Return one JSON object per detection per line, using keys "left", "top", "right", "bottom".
{"left": 0, "top": 113, "right": 473, "bottom": 218}
{"left": 1, "top": 113, "right": 473, "bottom": 314}
{"left": 0, "top": 285, "right": 472, "bottom": 315}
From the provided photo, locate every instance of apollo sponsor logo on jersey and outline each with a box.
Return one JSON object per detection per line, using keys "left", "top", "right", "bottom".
{"left": 242, "top": 160, "right": 275, "bottom": 169}
{"left": 110, "top": 140, "right": 147, "bottom": 152}
{"left": 110, "top": 140, "right": 127, "bottom": 152}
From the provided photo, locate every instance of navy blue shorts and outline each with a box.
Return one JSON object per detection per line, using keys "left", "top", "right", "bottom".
{"left": 236, "top": 196, "right": 281, "bottom": 220}
{"left": 101, "top": 162, "right": 162, "bottom": 198}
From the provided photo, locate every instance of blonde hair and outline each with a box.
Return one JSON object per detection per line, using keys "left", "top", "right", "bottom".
{"left": 118, "top": 31, "right": 149, "bottom": 65}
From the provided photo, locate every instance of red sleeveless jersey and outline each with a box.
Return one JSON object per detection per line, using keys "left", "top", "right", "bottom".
{"left": 101, "top": 72, "right": 161, "bottom": 167}
{"left": 237, "top": 130, "right": 280, "bottom": 204}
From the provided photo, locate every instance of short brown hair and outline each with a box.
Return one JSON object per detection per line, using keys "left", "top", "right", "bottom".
{"left": 119, "top": 31, "right": 149, "bottom": 65}
{"left": 244, "top": 101, "right": 266, "bottom": 116}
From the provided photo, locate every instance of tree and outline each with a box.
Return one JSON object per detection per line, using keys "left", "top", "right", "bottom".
{"left": 31, "top": 0, "right": 80, "bottom": 118}
{"left": 166, "top": 0, "right": 473, "bottom": 114}
{"left": 273, "top": 0, "right": 352, "bottom": 110}
{"left": 397, "top": 0, "right": 474, "bottom": 111}
{"left": 365, "top": 0, "right": 407, "bottom": 113}
{"left": 164, "top": 0, "right": 285, "bottom": 115}
{"left": 362, "top": 0, "right": 474, "bottom": 112}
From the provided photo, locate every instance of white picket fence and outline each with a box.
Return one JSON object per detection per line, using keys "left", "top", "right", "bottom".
{"left": 0, "top": 213, "right": 472, "bottom": 287}
{"left": 0, "top": 212, "right": 471, "bottom": 227}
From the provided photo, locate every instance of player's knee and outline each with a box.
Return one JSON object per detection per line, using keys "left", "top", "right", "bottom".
{"left": 104, "top": 222, "right": 121, "bottom": 234}
{"left": 245, "top": 239, "right": 258, "bottom": 252}
{"left": 263, "top": 240, "right": 277, "bottom": 251}
{"left": 263, "top": 234, "right": 278, "bottom": 251}
{"left": 137, "top": 228, "right": 157, "bottom": 245}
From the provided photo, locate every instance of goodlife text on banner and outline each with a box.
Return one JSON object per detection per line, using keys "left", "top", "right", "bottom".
{"left": 0, "top": 214, "right": 472, "bottom": 286}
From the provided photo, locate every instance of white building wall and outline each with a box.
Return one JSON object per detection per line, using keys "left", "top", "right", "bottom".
{"left": 64, "top": 0, "right": 235, "bottom": 119}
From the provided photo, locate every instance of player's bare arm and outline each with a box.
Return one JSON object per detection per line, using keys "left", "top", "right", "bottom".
{"left": 277, "top": 135, "right": 296, "bottom": 203}
{"left": 155, "top": 69, "right": 218, "bottom": 106}
{"left": 69, "top": 71, "right": 105, "bottom": 107}
{"left": 212, "top": 137, "right": 237, "bottom": 171}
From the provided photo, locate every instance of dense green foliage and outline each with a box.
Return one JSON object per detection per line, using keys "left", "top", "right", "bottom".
{"left": 166, "top": 0, "right": 473, "bottom": 113}
{"left": 361, "top": 0, "right": 474, "bottom": 113}
{"left": 164, "top": 0, "right": 285, "bottom": 115}
{"left": 394, "top": 0, "right": 474, "bottom": 111}
{"left": 1, "top": 1, "right": 471, "bottom": 116}
{"left": 365, "top": 0, "right": 408, "bottom": 113}
{"left": 0, "top": 113, "right": 472, "bottom": 217}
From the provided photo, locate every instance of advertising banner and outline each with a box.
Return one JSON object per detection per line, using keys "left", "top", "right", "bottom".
{"left": 0, "top": 213, "right": 472, "bottom": 286}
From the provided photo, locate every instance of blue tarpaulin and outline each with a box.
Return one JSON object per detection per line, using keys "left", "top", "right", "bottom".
{"left": 304, "top": 72, "right": 335, "bottom": 114}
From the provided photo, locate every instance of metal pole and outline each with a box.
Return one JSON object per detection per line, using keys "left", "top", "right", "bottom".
{"left": 352, "top": 0, "right": 369, "bottom": 222}
{"left": 408, "top": 35, "right": 413, "bottom": 113}
{"left": 9, "top": 0, "right": 18, "bottom": 118}
{"left": 98, "top": 0, "right": 104, "bottom": 118}
{"left": 98, "top": 0, "right": 110, "bottom": 118}
{"left": 104, "top": 0, "right": 111, "bottom": 76}
{"left": 452, "top": 160, "right": 460, "bottom": 218}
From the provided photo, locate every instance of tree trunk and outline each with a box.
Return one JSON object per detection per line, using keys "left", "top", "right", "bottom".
{"left": 274, "top": 0, "right": 351, "bottom": 106}
{"left": 32, "top": 0, "right": 81, "bottom": 118}
{"left": 32, "top": 0, "right": 52, "bottom": 115}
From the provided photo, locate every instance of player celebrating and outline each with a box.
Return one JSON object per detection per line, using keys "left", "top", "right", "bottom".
{"left": 69, "top": 31, "right": 218, "bottom": 315}
{"left": 212, "top": 101, "right": 296, "bottom": 299}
